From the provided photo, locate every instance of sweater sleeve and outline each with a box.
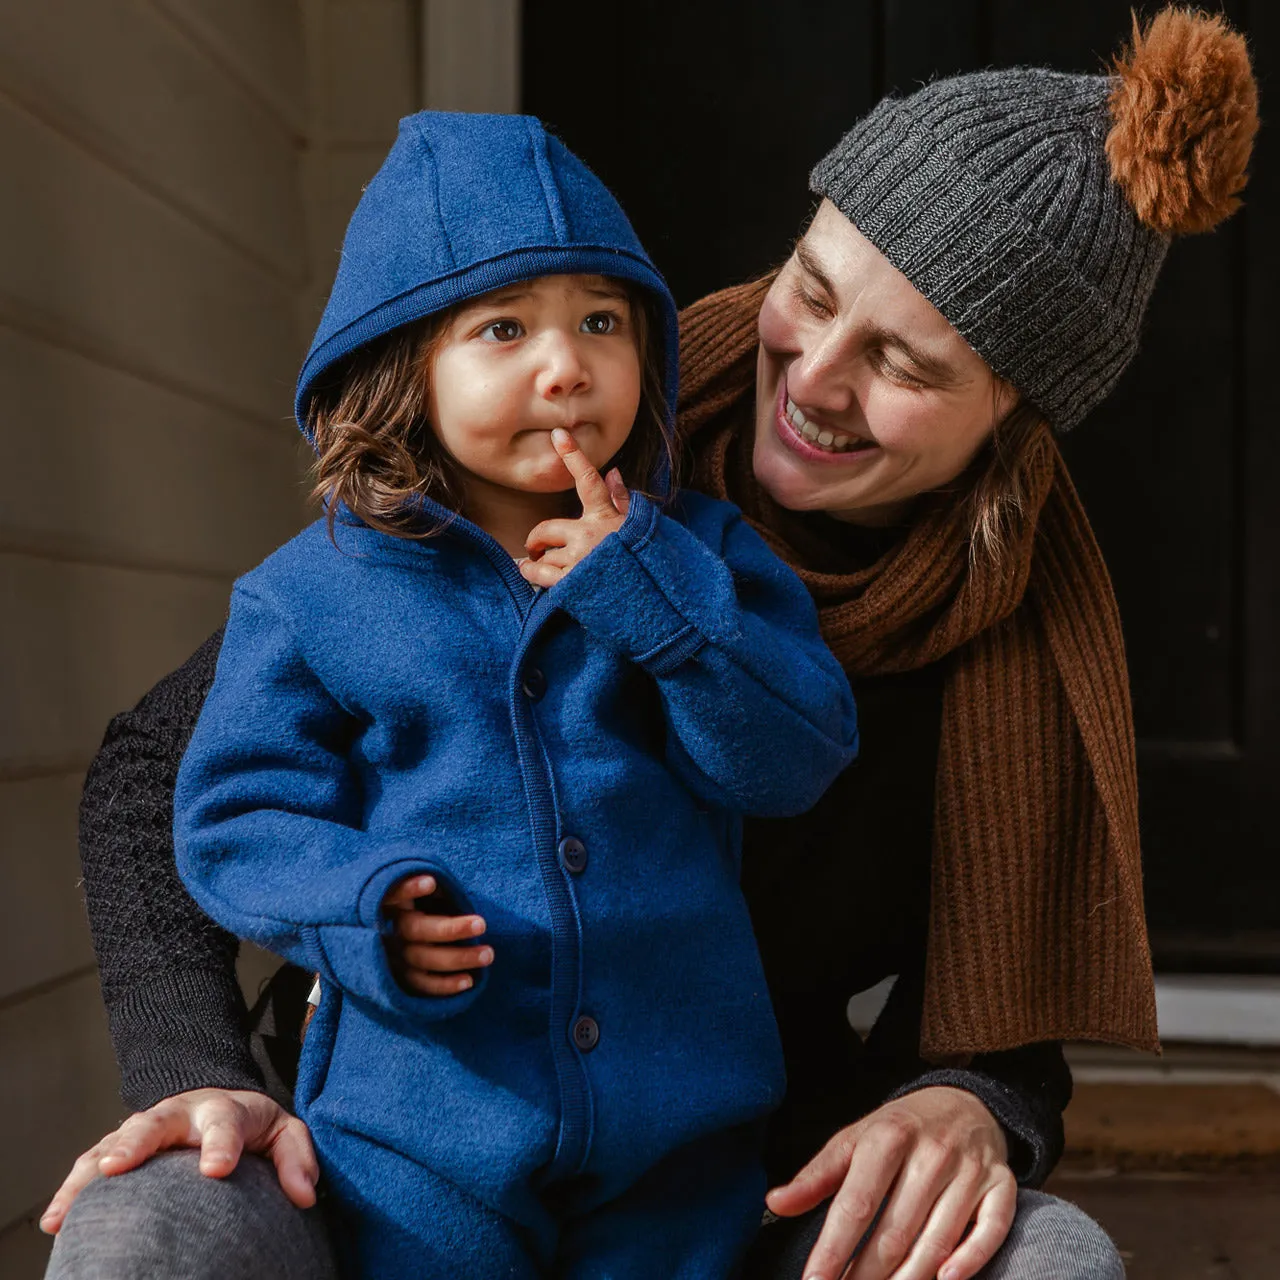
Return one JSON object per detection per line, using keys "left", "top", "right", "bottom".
{"left": 78, "top": 626, "right": 270, "bottom": 1110}
{"left": 868, "top": 966, "right": 1071, "bottom": 1187}
{"left": 885, "top": 1044, "right": 1071, "bottom": 1188}
{"left": 174, "top": 587, "right": 486, "bottom": 1022}
{"left": 550, "top": 491, "right": 859, "bottom": 816}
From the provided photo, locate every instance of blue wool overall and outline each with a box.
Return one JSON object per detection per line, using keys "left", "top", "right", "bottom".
{"left": 175, "top": 112, "right": 859, "bottom": 1279}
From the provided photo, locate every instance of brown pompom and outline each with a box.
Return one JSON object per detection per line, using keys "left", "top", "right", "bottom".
{"left": 1106, "top": 6, "right": 1258, "bottom": 236}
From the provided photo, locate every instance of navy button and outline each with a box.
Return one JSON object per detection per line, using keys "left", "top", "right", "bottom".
{"left": 558, "top": 836, "right": 587, "bottom": 874}
{"left": 522, "top": 667, "right": 546, "bottom": 700}
{"left": 572, "top": 1015, "right": 599, "bottom": 1052}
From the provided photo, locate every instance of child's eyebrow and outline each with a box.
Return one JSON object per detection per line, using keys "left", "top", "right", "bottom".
{"left": 469, "top": 286, "right": 534, "bottom": 308}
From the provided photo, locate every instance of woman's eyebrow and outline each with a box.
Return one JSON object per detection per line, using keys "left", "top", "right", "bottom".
{"left": 795, "top": 241, "right": 837, "bottom": 296}
{"left": 865, "top": 324, "right": 963, "bottom": 386}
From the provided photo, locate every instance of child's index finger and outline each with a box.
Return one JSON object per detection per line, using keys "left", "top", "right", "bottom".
{"left": 551, "top": 428, "right": 615, "bottom": 517}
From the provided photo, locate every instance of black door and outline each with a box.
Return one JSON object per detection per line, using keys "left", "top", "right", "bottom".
{"left": 525, "top": 0, "right": 1279, "bottom": 968}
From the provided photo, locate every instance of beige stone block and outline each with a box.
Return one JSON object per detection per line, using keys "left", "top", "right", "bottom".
{"left": 423, "top": 0, "right": 520, "bottom": 113}
{"left": 0, "top": 1211, "right": 52, "bottom": 1280}
{"left": 0, "top": 0, "right": 307, "bottom": 281}
{"left": 154, "top": 0, "right": 308, "bottom": 138}
{"left": 0, "top": 328, "right": 307, "bottom": 577}
{"left": 0, "top": 972, "right": 122, "bottom": 1227}
{"left": 0, "top": 554, "right": 231, "bottom": 772}
{"left": 0, "top": 773, "right": 92, "bottom": 1004}
{"left": 0, "top": 98, "right": 299, "bottom": 427}
{"left": 315, "top": 0, "right": 417, "bottom": 145}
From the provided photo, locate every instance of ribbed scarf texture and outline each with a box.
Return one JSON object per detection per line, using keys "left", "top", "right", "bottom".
{"left": 678, "top": 280, "right": 1158, "bottom": 1058}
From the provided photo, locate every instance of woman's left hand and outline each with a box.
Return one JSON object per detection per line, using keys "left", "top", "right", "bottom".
{"left": 521, "top": 428, "right": 629, "bottom": 587}
{"left": 765, "top": 1086, "right": 1017, "bottom": 1280}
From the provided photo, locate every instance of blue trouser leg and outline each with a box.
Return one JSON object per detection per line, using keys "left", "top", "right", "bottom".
{"left": 556, "top": 1124, "right": 767, "bottom": 1280}
{"left": 316, "top": 1125, "right": 550, "bottom": 1278}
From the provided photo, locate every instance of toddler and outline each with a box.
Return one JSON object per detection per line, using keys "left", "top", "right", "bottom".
{"left": 176, "top": 111, "right": 858, "bottom": 1278}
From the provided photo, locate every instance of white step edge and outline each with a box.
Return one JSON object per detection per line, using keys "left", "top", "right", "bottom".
{"left": 847, "top": 974, "right": 1280, "bottom": 1050}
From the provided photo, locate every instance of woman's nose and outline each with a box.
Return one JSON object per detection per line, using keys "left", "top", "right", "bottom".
{"left": 786, "top": 341, "right": 857, "bottom": 417}
{"left": 535, "top": 334, "right": 590, "bottom": 399}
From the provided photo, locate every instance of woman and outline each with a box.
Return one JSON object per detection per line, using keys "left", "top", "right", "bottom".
{"left": 44, "top": 10, "right": 1257, "bottom": 1280}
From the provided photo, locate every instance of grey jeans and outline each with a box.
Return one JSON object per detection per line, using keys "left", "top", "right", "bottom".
{"left": 45, "top": 1150, "right": 1123, "bottom": 1279}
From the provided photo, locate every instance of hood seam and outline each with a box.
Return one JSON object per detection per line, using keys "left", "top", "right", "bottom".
{"left": 528, "top": 118, "right": 569, "bottom": 244}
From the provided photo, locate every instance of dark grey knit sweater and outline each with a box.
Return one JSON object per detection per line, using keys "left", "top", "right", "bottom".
{"left": 79, "top": 627, "right": 1069, "bottom": 1187}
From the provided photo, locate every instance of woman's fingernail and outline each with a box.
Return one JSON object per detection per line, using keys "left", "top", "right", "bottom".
{"left": 470, "top": 917, "right": 486, "bottom": 935}
{"left": 478, "top": 948, "right": 494, "bottom": 964}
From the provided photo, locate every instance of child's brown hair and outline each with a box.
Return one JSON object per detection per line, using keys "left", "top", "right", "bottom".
{"left": 307, "top": 283, "right": 674, "bottom": 541}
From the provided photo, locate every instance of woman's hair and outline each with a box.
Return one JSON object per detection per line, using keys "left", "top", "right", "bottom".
{"left": 306, "top": 282, "right": 673, "bottom": 541}
{"left": 965, "top": 389, "right": 1048, "bottom": 565}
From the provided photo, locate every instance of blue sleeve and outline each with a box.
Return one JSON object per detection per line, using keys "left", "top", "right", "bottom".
{"left": 550, "top": 491, "right": 858, "bottom": 814}
{"left": 174, "top": 586, "right": 485, "bottom": 1022}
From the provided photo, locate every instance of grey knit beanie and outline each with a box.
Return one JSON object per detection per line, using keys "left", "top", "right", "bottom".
{"left": 810, "top": 8, "right": 1258, "bottom": 430}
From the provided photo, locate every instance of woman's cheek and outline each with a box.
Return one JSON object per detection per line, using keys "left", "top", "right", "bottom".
{"left": 756, "top": 288, "right": 803, "bottom": 357}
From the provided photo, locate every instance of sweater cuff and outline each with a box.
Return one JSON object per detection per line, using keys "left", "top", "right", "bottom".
{"left": 886, "top": 1068, "right": 1053, "bottom": 1187}
{"left": 314, "top": 859, "right": 488, "bottom": 1020}
{"left": 550, "top": 494, "right": 708, "bottom": 675}
{"left": 107, "top": 967, "right": 265, "bottom": 1112}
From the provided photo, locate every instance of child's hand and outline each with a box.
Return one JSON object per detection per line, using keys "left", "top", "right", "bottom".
{"left": 521, "top": 427, "right": 631, "bottom": 587}
{"left": 381, "top": 874, "right": 493, "bottom": 996}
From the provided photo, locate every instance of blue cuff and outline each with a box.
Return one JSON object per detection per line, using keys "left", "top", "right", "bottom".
{"left": 549, "top": 494, "right": 708, "bottom": 674}
{"left": 313, "top": 858, "right": 488, "bottom": 1021}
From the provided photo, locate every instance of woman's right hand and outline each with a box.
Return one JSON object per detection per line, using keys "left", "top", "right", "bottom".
{"left": 39, "top": 1088, "right": 318, "bottom": 1234}
{"left": 382, "top": 874, "right": 494, "bottom": 995}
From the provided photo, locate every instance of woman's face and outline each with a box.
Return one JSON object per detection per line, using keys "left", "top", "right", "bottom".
{"left": 753, "top": 200, "right": 1014, "bottom": 524}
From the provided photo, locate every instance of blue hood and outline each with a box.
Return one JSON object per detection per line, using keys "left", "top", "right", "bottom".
{"left": 296, "top": 112, "right": 679, "bottom": 468}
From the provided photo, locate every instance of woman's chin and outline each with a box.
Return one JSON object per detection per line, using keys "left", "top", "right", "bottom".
{"left": 754, "top": 436, "right": 849, "bottom": 511}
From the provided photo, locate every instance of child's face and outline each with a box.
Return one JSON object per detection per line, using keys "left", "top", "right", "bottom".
{"left": 427, "top": 274, "right": 642, "bottom": 496}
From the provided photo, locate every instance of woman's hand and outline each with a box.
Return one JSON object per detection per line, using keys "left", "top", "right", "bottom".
{"left": 382, "top": 874, "right": 494, "bottom": 995}
{"left": 39, "top": 1088, "right": 318, "bottom": 1234}
{"left": 765, "top": 1086, "right": 1017, "bottom": 1280}
{"left": 521, "top": 427, "right": 630, "bottom": 587}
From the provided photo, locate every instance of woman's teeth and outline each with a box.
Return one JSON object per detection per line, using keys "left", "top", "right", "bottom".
{"left": 785, "top": 398, "right": 868, "bottom": 454}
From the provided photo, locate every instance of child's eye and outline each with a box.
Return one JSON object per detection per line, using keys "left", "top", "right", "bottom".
{"left": 482, "top": 319, "right": 524, "bottom": 342}
{"left": 581, "top": 312, "right": 618, "bottom": 335}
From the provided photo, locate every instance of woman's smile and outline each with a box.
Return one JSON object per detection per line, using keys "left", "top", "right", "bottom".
{"left": 773, "top": 378, "right": 881, "bottom": 465}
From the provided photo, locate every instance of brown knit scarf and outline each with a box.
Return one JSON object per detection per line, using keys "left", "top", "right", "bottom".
{"left": 679, "top": 280, "right": 1158, "bottom": 1058}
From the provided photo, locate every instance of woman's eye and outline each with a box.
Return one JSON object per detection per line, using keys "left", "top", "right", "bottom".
{"left": 581, "top": 312, "right": 618, "bottom": 335}
{"left": 873, "top": 351, "right": 926, "bottom": 389}
{"left": 792, "top": 282, "right": 832, "bottom": 320}
{"left": 483, "top": 319, "right": 523, "bottom": 342}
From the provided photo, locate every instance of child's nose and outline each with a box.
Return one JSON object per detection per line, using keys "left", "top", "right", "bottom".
{"left": 535, "top": 335, "right": 590, "bottom": 399}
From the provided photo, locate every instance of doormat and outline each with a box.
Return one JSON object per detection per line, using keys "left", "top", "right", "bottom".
{"left": 1063, "top": 1083, "right": 1280, "bottom": 1172}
